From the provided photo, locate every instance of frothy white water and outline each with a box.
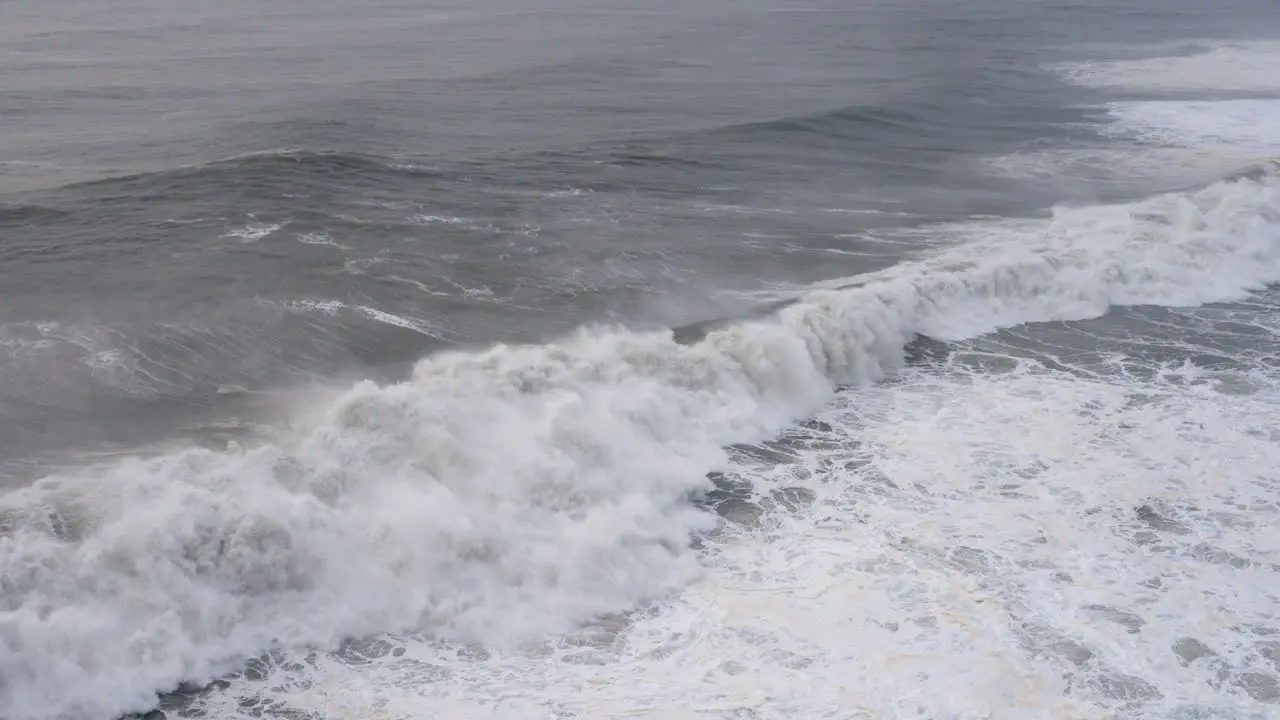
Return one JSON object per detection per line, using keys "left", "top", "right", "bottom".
{"left": 1103, "top": 100, "right": 1280, "bottom": 155}
{"left": 222, "top": 222, "right": 282, "bottom": 243}
{"left": 2, "top": 173, "right": 1280, "bottom": 720}
{"left": 1051, "top": 41, "right": 1280, "bottom": 94}
{"left": 992, "top": 41, "right": 1280, "bottom": 189}
{"left": 982, "top": 147, "right": 1272, "bottom": 189}
{"left": 295, "top": 231, "right": 350, "bottom": 250}
{"left": 197, "top": 357, "right": 1280, "bottom": 719}
{"left": 281, "top": 298, "right": 443, "bottom": 337}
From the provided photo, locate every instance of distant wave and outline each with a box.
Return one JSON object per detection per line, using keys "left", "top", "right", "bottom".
{"left": 34, "top": 149, "right": 441, "bottom": 198}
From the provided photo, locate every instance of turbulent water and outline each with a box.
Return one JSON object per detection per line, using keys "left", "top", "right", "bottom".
{"left": 4, "top": 2, "right": 1280, "bottom": 719}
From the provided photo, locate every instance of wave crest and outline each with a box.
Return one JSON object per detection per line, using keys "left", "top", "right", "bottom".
{"left": 2, "top": 173, "right": 1278, "bottom": 720}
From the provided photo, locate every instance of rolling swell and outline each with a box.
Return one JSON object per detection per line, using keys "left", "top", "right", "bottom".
{"left": 11, "top": 98, "right": 1035, "bottom": 228}
{"left": 20, "top": 151, "right": 442, "bottom": 222}
{"left": 0, "top": 203, "right": 70, "bottom": 226}
{"left": 54, "top": 150, "right": 441, "bottom": 194}
{"left": 2, "top": 171, "right": 1279, "bottom": 720}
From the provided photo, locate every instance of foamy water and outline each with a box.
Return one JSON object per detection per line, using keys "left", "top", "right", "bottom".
{"left": 1103, "top": 100, "right": 1280, "bottom": 155}
{"left": 191, "top": 355, "right": 1280, "bottom": 720}
{"left": 222, "top": 222, "right": 283, "bottom": 243}
{"left": 1051, "top": 41, "right": 1280, "bottom": 94}
{"left": 991, "top": 40, "right": 1280, "bottom": 190}
{"left": 5, "top": 37, "right": 1280, "bottom": 720}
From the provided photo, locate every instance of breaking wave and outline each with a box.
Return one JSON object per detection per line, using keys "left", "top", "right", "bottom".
{"left": 2, "top": 171, "right": 1279, "bottom": 720}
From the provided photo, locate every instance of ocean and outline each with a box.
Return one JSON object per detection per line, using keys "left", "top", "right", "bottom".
{"left": 2, "top": 1, "right": 1280, "bottom": 718}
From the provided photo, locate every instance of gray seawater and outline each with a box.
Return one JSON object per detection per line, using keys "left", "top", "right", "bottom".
{"left": 3, "top": 1, "right": 1280, "bottom": 719}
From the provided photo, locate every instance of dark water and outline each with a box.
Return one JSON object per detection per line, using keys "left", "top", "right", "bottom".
{"left": 3, "top": 2, "right": 1280, "bottom": 719}
{"left": 1, "top": 0, "right": 1268, "bottom": 474}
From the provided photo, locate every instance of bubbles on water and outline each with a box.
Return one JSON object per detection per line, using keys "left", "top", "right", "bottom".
{"left": 222, "top": 222, "right": 283, "bottom": 243}
{"left": 166, "top": 335, "right": 1280, "bottom": 720}
{"left": 294, "top": 232, "right": 350, "bottom": 250}
{"left": 1049, "top": 41, "right": 1280, "bottom": 94}
{"left": 1102, "top": 100, "right": 1280, "bottom": 156}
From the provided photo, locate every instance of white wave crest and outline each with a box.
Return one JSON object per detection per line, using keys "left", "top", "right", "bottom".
{"left": 2, "top": 174, "right": 1279, "bottom": 720}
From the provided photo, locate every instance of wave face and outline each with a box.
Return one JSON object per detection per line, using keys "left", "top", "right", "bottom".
{"left": 2, "top": 167, "right": 1278, "bottom": 720}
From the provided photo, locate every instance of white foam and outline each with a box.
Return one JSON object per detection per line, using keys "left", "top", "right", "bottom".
{"left": 281, "top": 298, "right": 441, "bottom": 336}
{"left": 1052, "top": 41, "right": 1280, "bottom": 94}
{"left": 227, "top": 356, "right": 1280, "bottom": 719}
{"left": 982, "top": 146, "right": 1270, "bottom": 187}
{"left": 352, "top": 306, "right": 439, "bottom": 336}
{"left": 992, "top": 40, "right": 1280, "bottom": 186}
{"left": 546, "top": 187, "right": 590, "bottom": 197}
{"left": 1103, "top": 99, "right": 1280, "bottom": 154}
{"left": 295, "top": 231, "right": 350, "bottom": 250}
{"left": 222, "top": 222, "right": 282, "bottom": 243}
{"left": 408, "top": 214, "right": 469, "bottom": 226}
{"left": 285, "top": 298, "right": 345, "bottom": 315}
{"left": 698, "top": 204, "right": 798, "bottom": 216}
{"left": 3, "top": 175, "right": 1280, "bottom": 720}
